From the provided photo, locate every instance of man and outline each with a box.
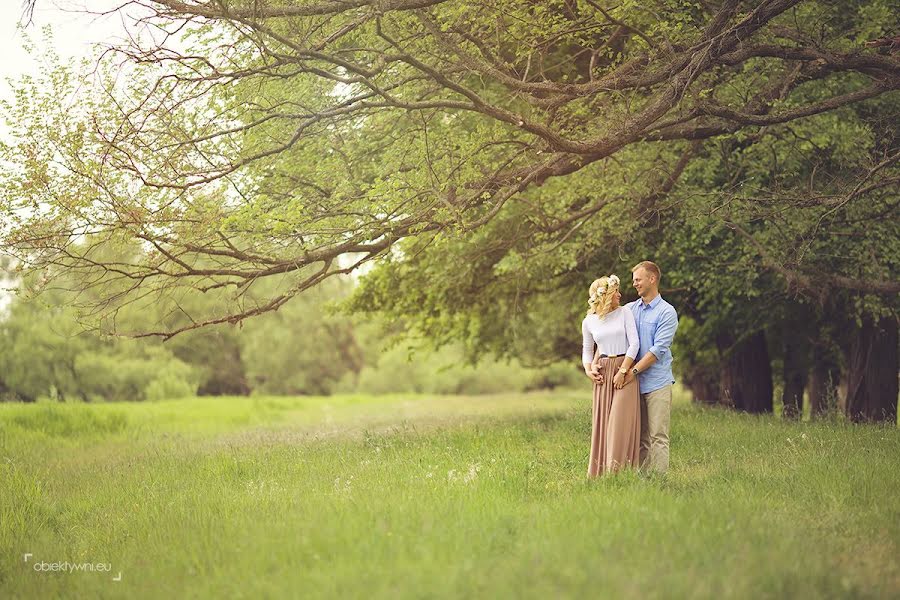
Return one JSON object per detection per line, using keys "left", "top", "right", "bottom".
{"left": 624, "top": 261, "right": 679, "bottom": 475}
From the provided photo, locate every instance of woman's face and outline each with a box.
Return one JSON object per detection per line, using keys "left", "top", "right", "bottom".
{"left": 611, "top": 289, "right": 621, "bottom": 308}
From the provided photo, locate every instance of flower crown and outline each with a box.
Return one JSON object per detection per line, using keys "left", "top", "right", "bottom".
{"left": 590, "top": 274, "right": 620, "bottom": 303}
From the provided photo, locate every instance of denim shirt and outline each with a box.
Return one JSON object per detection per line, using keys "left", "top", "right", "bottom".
{"left": 627, "top": 295, "right": 679, "bottom": 394}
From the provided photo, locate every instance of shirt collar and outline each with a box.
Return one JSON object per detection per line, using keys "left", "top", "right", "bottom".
{"left": 642, "top": 294, "right": 662, "bottom": 309}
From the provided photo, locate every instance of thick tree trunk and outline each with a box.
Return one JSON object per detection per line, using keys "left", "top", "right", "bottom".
{"left": 846, "top": 315, "right": 898, "bottom": 424}
{"left": 809, "top": 343, "right": 841, "bottom": 419}
{"left": 718, "top": 330, "right": 774, "bottom": 413}
{"left": 683, "top": 365, "right": 720, "bottom": 405}
{"left": 781, "top": 336, "right": 807, "bottom": 420}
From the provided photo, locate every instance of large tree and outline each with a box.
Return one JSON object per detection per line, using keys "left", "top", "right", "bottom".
{"left": 3, "top": 1, "right": 898, "bottom": 416}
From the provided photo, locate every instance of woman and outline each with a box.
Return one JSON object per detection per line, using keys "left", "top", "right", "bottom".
{"left": 581, "top": 275, "right": 640, "bottom": 477}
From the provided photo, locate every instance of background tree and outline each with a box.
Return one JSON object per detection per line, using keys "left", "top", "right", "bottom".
{"left": 0, "top": 269, "right": 199, "bottom": 402}
{"left": 2, "top": 1, "right": 898, "bottom": 417}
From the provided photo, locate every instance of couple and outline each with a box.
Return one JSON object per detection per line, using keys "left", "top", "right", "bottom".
{"left": 580, "top": 261, "right": 679, "bottom": 478}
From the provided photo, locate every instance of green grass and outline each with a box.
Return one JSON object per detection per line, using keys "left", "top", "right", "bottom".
{"left": 1, "top": 388, "right": 898, "bottom": 599}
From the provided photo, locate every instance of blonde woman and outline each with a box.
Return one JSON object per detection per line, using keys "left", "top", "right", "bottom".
{"left": 581, "top": 275, "right": 641, "bottom": 476}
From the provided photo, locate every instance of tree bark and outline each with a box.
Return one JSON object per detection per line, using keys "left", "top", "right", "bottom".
{"left": 846, "top": 314, "right": 898, "bottom": 424}
{"left": 809, "top": 342, "right": 841, "bottom": 419}
{"left": 781, "top": 336, "right": 807, "bottom": 419}
{"left": 684, "top": 364, "right": 720, "bottom": 405}
{"left": 718, "top": 330, "right": 774, "bottom": 413}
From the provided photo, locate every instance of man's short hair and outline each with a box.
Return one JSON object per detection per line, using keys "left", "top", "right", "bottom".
{"left": 632, "top": 260, "right": 661, "bottom": 282}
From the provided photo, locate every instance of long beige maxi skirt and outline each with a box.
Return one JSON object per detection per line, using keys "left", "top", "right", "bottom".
{"left": 588, "top": 355, "right": 641, "bottom": 477}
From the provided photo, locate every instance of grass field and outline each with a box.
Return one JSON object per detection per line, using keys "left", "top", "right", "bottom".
{"left": 1, "top": 388, "right": 899, "bottom": 599}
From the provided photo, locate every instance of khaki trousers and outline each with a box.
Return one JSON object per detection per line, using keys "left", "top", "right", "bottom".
{"left": 639, "top": 384, "right": 672, "bottom": 474}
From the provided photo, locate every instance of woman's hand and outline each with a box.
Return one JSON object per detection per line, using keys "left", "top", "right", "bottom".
{"left": 613, "top": 371, "right": 625, "bottom": 389}
{"left": 585, "top": 365, "right": 603, "bottom": 384}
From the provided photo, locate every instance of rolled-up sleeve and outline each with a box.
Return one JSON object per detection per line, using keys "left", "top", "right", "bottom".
{"left": 624, "top": 309, "right": 640, "bottom": 360}
{"left": 582, "top": 319, "right": 595, "bottom": 365}
{"left": 648, "top": 307, "right": 679, "bottom": 360}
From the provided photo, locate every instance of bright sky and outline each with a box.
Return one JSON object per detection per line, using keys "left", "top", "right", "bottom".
{"left": 0, "top": 1, "right": 143, "bottom": 90}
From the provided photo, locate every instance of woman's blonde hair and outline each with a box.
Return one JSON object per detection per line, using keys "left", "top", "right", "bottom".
{"left": 586, "top": 275, "right": 620, "bottom": 319}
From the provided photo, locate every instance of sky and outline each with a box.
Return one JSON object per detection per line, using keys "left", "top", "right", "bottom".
{"left": 0, "top": 1, "right": 143, "bottom": 92}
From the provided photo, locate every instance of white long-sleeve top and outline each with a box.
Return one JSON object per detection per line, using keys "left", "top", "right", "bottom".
{"left": 581, "top": 306, "right": 640, "bottom": 365}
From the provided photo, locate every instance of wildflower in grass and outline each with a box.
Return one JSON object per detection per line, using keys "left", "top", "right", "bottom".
{"left": 447, "top": 464, "right": 481, "bottom": 484}
{"left": 245, "top": 479, "right": 283, "bottom": 497}
{"left": 333, "top": 475, "right": 353, "bottom": 495}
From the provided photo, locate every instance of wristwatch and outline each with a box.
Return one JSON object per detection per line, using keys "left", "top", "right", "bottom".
{"left": 632, "top": 367, "right": 639, "bottom": 376}
{"left": 618, "top": 367, "right": 628, "bottom": 374}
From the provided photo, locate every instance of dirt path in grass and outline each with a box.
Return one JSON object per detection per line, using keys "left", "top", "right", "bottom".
{"left": 198, "top": 391, "right": 582, "bottom": 452}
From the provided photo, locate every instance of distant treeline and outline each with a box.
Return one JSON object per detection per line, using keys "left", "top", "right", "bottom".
{"left": 0, "top": 271, "right": 580, "bottom": 402}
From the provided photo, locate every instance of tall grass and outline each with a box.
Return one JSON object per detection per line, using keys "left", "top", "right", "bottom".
{"left": 1, "top": 389, "right": 898, "bottom": 599}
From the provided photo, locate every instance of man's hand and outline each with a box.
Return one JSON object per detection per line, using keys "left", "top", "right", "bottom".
{"left": 585, "top": 364, "right": 604, "bottom": 384}
{"left": 613, "top": 371, "right": 625, "bottom": 389}
{"left": 624, "top": 370, "right": 635, "bottom": 386}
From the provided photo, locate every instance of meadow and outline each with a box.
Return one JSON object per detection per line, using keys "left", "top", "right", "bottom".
{"left": 1, "top": 388, "right": 898, "bottom": 599}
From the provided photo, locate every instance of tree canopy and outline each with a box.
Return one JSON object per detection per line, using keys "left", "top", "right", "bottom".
{"left": 2, "top": 0, "right": 897, "bottom": 340}
{"left": 1, "top": 1, "right": 898, "bottom": 420}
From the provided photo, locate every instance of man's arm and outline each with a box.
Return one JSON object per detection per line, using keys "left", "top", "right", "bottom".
{"left": 630, "top": 350, "right": 658, "bottom": 377}
{"left": 647, "top": 306, "right": 679, "bottom": 364}
{"left": 625, "top": 307, "right": 679, "bottom": 382}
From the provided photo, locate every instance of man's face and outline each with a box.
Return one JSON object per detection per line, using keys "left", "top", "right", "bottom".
{"left": 632, "top": 268, "right": 651, "bottom": 297}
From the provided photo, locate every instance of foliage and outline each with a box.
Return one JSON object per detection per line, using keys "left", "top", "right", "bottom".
{"left": 0, "top": 282, "right": 199, "bottom": 402}
{"left": 0, "top": 2, "right": 897, "bottom": 412}
{"left": 0, "top": 243, "right": 579, "bottom": 400}
{"left": 1, "top": 1, "right": 896, "bottom": 342}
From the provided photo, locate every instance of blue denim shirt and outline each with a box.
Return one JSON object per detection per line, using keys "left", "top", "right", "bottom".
{"left": 627, "top": 295, "right": 679, "bottom": 394}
